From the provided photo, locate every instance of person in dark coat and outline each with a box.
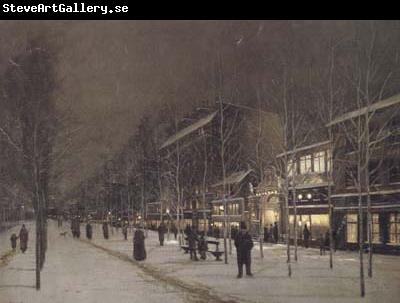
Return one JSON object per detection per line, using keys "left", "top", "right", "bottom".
{"left": 187, "top": 227, "right": 199, "bottom": 261}
{"left": 171, "top": 224, "right": 178, "bottom": 240}
{"left": 10, "top": 233, "right": 18, "bottom": 251}
{"left": 231, "top": 226, "right": 238, "bottom": 240}
{"left": 234, "top": 221, "right": 253, "bottom": 278}
{"left": 86, "top": 222, "right": 93, "bottom": 240}
{"left": 122, "top": 223, "right": 128, "bottom": 240}
{"left": 303, "top": 224, "right": 311, "bottom": 248}
{"left": 102, "top": 221, "right": 109, "bottom": 239}
{"left": 324, "top": 230, "right": 330, "bottom": 249}
{"left": 319, "top": 233, "right": 326, "bottom": 255}
{"left": 273, "top": 222, "right": 279, "bottom": 244}
{"left": 157, "top": 222, "right": 167, "bottom": 246}
{"left": 184, "top": 224, "right": 191, "bottom": 237}
{"left": 19, "top": 224, "right": 28, "bottom": 253}
{"left": 263, "top": 226, "right": 269, "bottom": 242}
{"left": 133, "top": 228, "right": 146, "bottom": 261}
{"left": 75, "top": 218, "right": 81, "bottom": 238}
{"left": 198, "top": 233, "right": 208, "bottom": 260}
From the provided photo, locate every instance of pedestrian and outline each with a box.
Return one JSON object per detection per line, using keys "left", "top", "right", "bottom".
{"left": 133, "top": 228, "right": 146, "bottom": 261}
{"left": 187, "top": 226, "right": 199, "bottom": 261}
{"left": 269, "top": 224, "right": 274, "bottom": 242}
{"left": 273, "top": 222, "right": 279, "bottom": 244}
{"left": 303, "top": 224, "right": 310, "bottom": 248}
{"left": 324, "top": 230, "right": 330, "bottom": 250}
{"left": 234, "top": 221, "right": 253, "bottom": 278}
{"left": 231, "top": 225, "right": 238, "bottom": 240}
{"left": 102, "top": 221, "right": 109, "bottom": 239}
{"left": 198, "top": 232, "right": 208, "bottom": 260}
{"left": 86, "top": 221, "right": 93, "bottom": 240}
{"left": 171, "top": 224, "right": 178, "bottom": 240}
{"left": 184, "top": 224, "right": 191, "bottom": 237}
{"left": 319, "top": 233, "right": 326, "bottom": 255}
{"left": 10, "top": 233, "right": 18, "bottom": 252}
{"left": 122, "top": 223, "right": 128, "bottom": 240}
{"left": 75, "top": 218, "right": 81, "bottom": 238}
{"left": 19, "top": 224, "right": 28, "bottom": 253}
{"left": 264, "top": 226, "right": 269, "bottom": 242}
{"left": 157, "top": 222, "right": 167, "bottom": 246}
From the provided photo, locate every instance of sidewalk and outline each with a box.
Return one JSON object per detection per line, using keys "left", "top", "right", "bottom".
{"left": 87, "top": 223, "right": 400, "bottom": 303}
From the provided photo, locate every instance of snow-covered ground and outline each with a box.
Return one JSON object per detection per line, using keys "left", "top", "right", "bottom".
{"left": 0, "top": 221, "right": 187, "bottom": 303}
{"left": 1, "top": 221, "right": 399, "bottom": 303}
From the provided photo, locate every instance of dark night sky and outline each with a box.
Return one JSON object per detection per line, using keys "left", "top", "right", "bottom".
{"left": 1, "top": 20, "right": 398, "bottom": 195}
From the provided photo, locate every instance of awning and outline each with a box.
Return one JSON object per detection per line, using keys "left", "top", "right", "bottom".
{"left": 211, "top": 169, "right": 254, "bottom": 188}
{"left": 160, "top": 111, "right": 218, "bottom": 150}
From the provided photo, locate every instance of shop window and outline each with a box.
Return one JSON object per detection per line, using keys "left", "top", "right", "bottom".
{"left": 299, "top": 154, "right": 312, "bottom": 174}
{"left": 309, "top": 214, "right": 329, "bottom": 240}
{"left": 389, "top": 213, "right": 400, "bottom": 244}
{"left": 228, "top": 203, "right": 239, "bottom": 215}
{"left": 313, "top": 151, "right": 326, "bottom": 173}
{"left": 347, "top": 214, "right": 358, "bottom": 243}
{"left": 372, "top": 213, "right": 380, "bottom": 243}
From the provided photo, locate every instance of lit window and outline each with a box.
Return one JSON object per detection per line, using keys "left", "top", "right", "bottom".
{"left": 299, "top": 155, "right": 312, "bottom": 174}
{"left": 346, "top": 214, "right": 358, "bottom": 243}
{"left": 389, "top": 213, "right": 400, "bottom": 244}
{"left": 313, "top": 151, "right": 326, "bottom": 173}
{"left": 372, "top": 214, "right": 380, "bottom": 243}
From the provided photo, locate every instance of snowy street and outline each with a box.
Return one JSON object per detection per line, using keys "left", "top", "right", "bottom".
{"left": 1, "top": 221, "right": 399, "bottom": 303}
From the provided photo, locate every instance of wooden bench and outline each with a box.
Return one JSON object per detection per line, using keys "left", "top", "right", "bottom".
{"left": 181, "top": 245, "right": 190, "bottom": 253}
{"left": 206, "top": 240, "right": 224, "bottom": 261}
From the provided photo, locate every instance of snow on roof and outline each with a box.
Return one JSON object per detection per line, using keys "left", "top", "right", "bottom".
{"left": 160, "top": 111, "right": 218, "bottom": 150}
{"left": 211, "top": 169, "right": 254, "bottom": 188}
{"left": 326, "top": 94, "right": 400, "bottom": 127}
{"left": 276, "top": 140, "right": 330, "bottom": 158}
{"left": 331, "top": 188, "right": 400, "bottom": 198}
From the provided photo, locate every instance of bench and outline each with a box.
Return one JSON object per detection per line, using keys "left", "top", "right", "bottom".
{"left": 206, "top": 240, "right": 224, "bottom": 261}
{"left": 181, "top": 245, "right": 190, "bottom": 253}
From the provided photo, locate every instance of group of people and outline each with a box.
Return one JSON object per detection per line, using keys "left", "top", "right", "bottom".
{"left": 9, "top": 224, "right": 29, "bottom": 253}
{"left": 263, "top": 222, "right": 280, "bottom": 243}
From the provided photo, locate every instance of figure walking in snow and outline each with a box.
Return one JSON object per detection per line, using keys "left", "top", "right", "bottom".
{"left": 86, "top": 222, "right": 93, "bottom": 240}
{"left": 122, "top": 223, "right": 128, "bottom": 240}
{"left": 102, "top": 221, "right": 109, "bottom": 239}
{"left": 10, "top": 233, "right": 18, "bottom": 252}
{"left": 171, "top": 224, "right": 178, "bottom": 240}
{"left": 133, "top": 228, "right": 146, "bottom": 261}
{"left": 157, "top": 222, "right": 167, "bottom": 246}
{"left": 303, "top": 224, "right": 310, "bottom": 248}
{"left": 198, "top": 233, "right": 208, "bottom": 260}
{"left": 19, "top": 224, "right": 28, "bottom": 253}
{"left": 273, "top": 222, "right": 279, "bottom": 243}
{"left": 187, "top": 226, "right": 199, "bottom": 261}
{"left": 319, "top": 233, "right": 326, "bottom": 255}
{"left": 234, "top": 221, "right": 253, "bottom": 278}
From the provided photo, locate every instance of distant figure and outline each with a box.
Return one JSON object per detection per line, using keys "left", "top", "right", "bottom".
{"left": 102, "top": 222, "right": 109, "bottom": 239}
{"left": 198, "top": 233, "right": 208, "bottom": 260}
{"left": 157, "top": 222, "right": 167, "bottom": 246}
{"left": 184, "top": 224, "right": 191, "bottom": 237}
{"left": 19, "top": 224, "right": 28, "bottom": 253}
{"left": 10, "top": 233, "right": 18, "bottom": 252}
{"left": 319, "top": 234, "right": 326, "bottom": 255}
{"left": 231, "top": 225, "right": 238, "bottom": 240}
{"left": 133, "top": 228, "right": 146, "bottom": 261}
{"left": 187, "top": 227, "right": 199, "bottom": 261}
{"left": 234, "top": 221, "right": 254, "bottom": 278}
{"left": 332, "top": 229, "right": 338, "bottom": 252}
{"left": 171, "top": 224, "right": 178, "bottom": 240}
{"left": 324, "top": 230, "right": 330, "bottom": 249}
{"left": 263, "top": 226, "right": 269, "bottom": 242}
{"left": 269, "top": 224, "right": 274, "bottom": 242}
{"left": 122, "top": 223, "right": 128, "bottom": 240}
{"left": 303, "top": 225, "right": 310, "bottom": 248}
{"left": 86, "top": 222, "right": 93, "bottom": 240}
{"left": 273, "top": 222, "right": 279, "bottom": 244}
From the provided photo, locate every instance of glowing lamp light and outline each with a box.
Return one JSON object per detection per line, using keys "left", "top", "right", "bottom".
{"left": 307, "top": 193, "right": 312, "bottom": 199}
{"left": 298, "top": 194, "right": 303, "bottom": 200}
